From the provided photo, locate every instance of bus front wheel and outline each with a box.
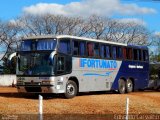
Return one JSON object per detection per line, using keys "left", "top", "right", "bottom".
{"left": 64, "top": 80, "right": 77, "bottom": 99}
{"left": 126, "top": 79, "right": 133, "bottom": 93}
{"left": 118, "top": 79, "right": 126, "bottom": 94}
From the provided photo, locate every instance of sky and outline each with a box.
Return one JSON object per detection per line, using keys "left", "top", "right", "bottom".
{"left": 0, "top": 0, "right": 160, "bottom": 32}
{"left": 0, "top": 0, "right": 160, "bottom": 60}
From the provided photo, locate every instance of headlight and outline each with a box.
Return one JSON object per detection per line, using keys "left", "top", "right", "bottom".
{"left": 17, "top": 80, "right": 24, "bottom": 85}
{"left": 42, "top": 81, "right": 50, "bottom": 85}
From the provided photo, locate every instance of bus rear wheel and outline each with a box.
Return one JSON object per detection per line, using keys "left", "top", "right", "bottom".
{"left": 64, "top": 80, "right": 77, "bottom": 99}
{"left": 118, "top": 79, "right": 126, "bottom": 94}
{"left": 126, "top": 79, "right": 133, "bottom": 93}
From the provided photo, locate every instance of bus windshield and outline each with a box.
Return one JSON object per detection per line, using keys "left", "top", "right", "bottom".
{"left": 17, "top": 52, "right": 54, "bottom": 75}
{"left": 20, "top": 38, "right": 57, "bottom": 51}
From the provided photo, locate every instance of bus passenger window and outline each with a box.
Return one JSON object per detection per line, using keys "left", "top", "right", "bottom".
{"left": 59, "top": 39, "right": 71, "bottom": 54}
{"left": 106, "top": 45, "right": 111, "bottom": 58}
{"left": 112, "top": 46, "right": 117, "bottom": 59}
{"left": 123, "top": 47, "right": 127, "bottom": 59}
{"left": 72, "top": 40, "right": 79, "bottom": 55}
{"left": 133, "top": 49, "right": 139, "bottom": 60}
{"left": 133, "top": 49, "right": 142, "bottom": 61}
{"left": 94, "top": 43, "right": 99, "bottom": 57}
{"left": 21, "top": 41, "right": 32, "bottom": 51}
{"left": 100, "top": 44, "right": 105, "bottom": 58}
{"left": 117, "top": 47, "right": 122, "bottom": 59}
{"left": 79, "top": 41, "right": 86, "bottom": 56}
{"left": 100, "top": 44, "right": 111, "bottom": 59}
{"left": 87, "top": 42, "right": 94, "bottom": 57}
{"left": 112, "top": 46, "right": 122, "bottom": 59}
{"left": 127, "top": 48, "right": 132, "bottom": 60}
{"left": 143, "top": 50, "right": 148, "bottom": 61}
{"left": 138, "top": 49, "right": 142, "bottom": 61}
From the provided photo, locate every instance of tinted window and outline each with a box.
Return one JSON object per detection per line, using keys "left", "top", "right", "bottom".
{"left": 127, "top": 48, "right": 132, "bottom": 60}
{"left": 117, "top": 47, "right": 122, "bottom": 59}
{"left": 142, "top": 50, "right": 149, "bottom": 61}
{"left": 123, "top": 47, "right": 132, "bottom": 60}
{"left": 56, "top": 55, "right": 72, "bottom": 75}
{"left": 79, "top": 41, "right": 86, "bottom": 56}
{"left": 112, "top": 46, "right": 117, "bottom": 59}
{"left": 72, "top": 40, "right": 86, "bottom": 56}
{"left": 20, "top": 41, "right": 32, "bottom": 51}
{"left": 112, "top": 46, "right": 122, "bottom": 59}
{"left": 87, "top": 42, "right": 94, "bottom": 57}
{"left": 94, "top": 43, "right": 99, "bottom": 57}
{"left": 123, "top": 47, "right": 127, "bottom": 59}
{"left": 133, "top": 49, "right": 138, "bottom": 60}
{"left": 106, "top": 45, "right": 111, "bottom": 58}
{"left": 21, "top": 39, "right": 57, "bottom": 51}
{"left": 133, "top": 49, "right": 141, "bottom": 61}
{"left": 100, "top": 45, "right": 105, "bottom": 58}
{"left": 65, "top": 56, "right": 72, "bottom": 73}
{"left": 18, "top": 53, "right": 53, "bottom": 75}
{"left": 138, "top": 49, "right": 142, "bottom": 61}
{"left": 59, "top": 39, "right": 71, "bottom": 54}
{"left": 57, "top": 56, "right": 65, "bottom": 74}
{"left": 100, "top": 44, "right": 111, "bottom": 59}
{"left": 72, "top": 40, "right": 79, "bottom": 55}
{"left": 37, "top": 39, "right": 57, "bottom": 50}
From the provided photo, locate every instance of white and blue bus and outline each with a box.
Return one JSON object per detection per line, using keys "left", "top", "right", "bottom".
{"left": 16, "top": 35, "right": 149, "bottom": 98}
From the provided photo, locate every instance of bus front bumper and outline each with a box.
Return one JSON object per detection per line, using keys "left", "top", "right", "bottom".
{"left": 16, "top": 85, "right": 65, "bottom": 94}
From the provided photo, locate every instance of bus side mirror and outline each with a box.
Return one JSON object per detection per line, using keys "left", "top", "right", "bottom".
{"left": 49, "top": 51, "right": 56, "bottom": 66}
{"left": 8, "top": 52, "right": 17, "bottom": 65}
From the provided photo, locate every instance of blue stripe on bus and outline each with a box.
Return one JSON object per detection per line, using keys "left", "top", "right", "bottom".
{"left": 83, "top": 71, "right": 113, "bottom": 77}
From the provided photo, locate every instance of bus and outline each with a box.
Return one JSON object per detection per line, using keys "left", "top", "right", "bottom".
{"left": 16, "top": 35, "right": 149, "bottom": 98}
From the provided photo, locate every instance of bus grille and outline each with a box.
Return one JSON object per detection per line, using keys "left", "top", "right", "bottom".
{"left": 25, "top": 87, "right": 42, "bottom": 92}
{"left": 25, "top": 82, "right": 40, "bottom": 85}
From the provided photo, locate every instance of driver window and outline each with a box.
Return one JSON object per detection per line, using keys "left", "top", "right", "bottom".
{"left": 57, "top": 56, "right": 65, "bottom": 74}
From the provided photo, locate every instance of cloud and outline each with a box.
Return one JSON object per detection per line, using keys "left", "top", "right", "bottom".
{"left": 23, "top": 0, "right": 156, "bottom": 17}
{"left": 118, "top": 18, "right": 146, "bottom": 26}
{"left": 9, "top": 19, "right": 18, "bottom": 25}
{"left": 154, "top": 32, "right": 160, "bottom": 35}
{"left": 0, "top": 51, "right": 5, "bottom": 60}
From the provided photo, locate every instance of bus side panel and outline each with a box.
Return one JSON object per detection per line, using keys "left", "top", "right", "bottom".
{"left": 72, "top": 57, "right": 122, "bottom": 92}
{"left": 111, "top": 60, "right": 149, "bottom": 90}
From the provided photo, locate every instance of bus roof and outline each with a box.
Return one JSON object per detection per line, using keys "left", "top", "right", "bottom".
{"left": 22, "top": 35, "right": 148, "bottom": 48}
{"left": 57, "top": 35, "right": 127, "bottom": 46}
{"left": 22, "top": 35, "right": 127, "bottom": 46}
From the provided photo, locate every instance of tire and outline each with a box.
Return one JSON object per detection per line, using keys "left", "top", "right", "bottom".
{"left": 138, "top": 89, "right": 144, "bottom": 91}
{"left": 126, "top": 79, "right": 133, "bottom": 93}
{"left": 64, "top": 80, "right": 77, "bottom": 99}
{"left": 118, "top": 79, "right": 126, "bottom": 94}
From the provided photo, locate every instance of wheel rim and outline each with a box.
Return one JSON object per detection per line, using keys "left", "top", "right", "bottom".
{"left": 127, "top": 80, "right": 133, "bottom": 92}
{"left": 67, "top": 84, "right": 75, "bottom": 95}
{"left": 120, "top": 83, "right": 125, "bottom": 92}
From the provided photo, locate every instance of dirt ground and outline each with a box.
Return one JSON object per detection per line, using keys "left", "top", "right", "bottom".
{"left": 0, "top": 87, "right": 160, "bottom": 120}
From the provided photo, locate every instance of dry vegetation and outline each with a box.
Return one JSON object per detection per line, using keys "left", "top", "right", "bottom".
{"left": 0, "top": 87, "right": 160, "bottom": 120}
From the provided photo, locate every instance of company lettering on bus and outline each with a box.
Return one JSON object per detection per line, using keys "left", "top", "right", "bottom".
{"left": 80, "top": 58, "right": 117, "bottom": 69}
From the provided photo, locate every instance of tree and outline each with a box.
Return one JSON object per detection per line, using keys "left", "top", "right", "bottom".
{"left": 149, "top": 33, "right": 160, "bottom": 62}
{"left": 0, "top": 20, "right": 20, "bottom": 61}
{"left": 17, "top": 14, "right": 150, "bottom": 45}
{"left": 0, "top": 14, "right": 152, "bottom": 73}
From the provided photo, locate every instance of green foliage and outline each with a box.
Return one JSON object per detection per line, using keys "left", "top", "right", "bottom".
{"left": 2, "top": 56, "right": 16, "bottom": 74}
{"left": 150, "top": 54, "right": 160, "bottom": 62}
